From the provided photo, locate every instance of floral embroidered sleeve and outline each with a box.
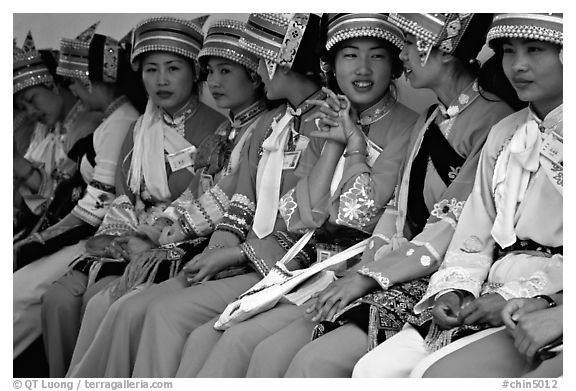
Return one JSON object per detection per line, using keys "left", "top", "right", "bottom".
{"left": 331, "top": 119, "right": 414, "bottom": 234}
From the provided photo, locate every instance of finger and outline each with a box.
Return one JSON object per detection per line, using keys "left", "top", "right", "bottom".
{"left": 461, "top": 308, "right": 483, "bottom": 325}
{"left": 323, "top": 87, "right": 339, "bottom": 102}
{"left": 458, "top": 300, "right": 477, "bottom": 320}
{"left": 315, "top": 295, "right": 341, "bottom": 322}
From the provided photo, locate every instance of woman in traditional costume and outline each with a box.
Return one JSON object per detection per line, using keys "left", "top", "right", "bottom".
{"left": 354, "top": 13, "right": 563, "bottom": 378}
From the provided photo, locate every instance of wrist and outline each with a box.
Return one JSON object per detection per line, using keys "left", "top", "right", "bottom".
{"left": 533, "top": 294, "right": 557, "bottom": 309}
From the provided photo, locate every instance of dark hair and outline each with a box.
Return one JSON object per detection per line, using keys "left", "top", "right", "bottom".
{"left": 289, "top": 14, "right": 323, "bottom": 85}
{"left": 476, "top": 49, "right": 526, "bottom": 111}
{"left": 88, "top": 35, "right": 147, "bottom": 113}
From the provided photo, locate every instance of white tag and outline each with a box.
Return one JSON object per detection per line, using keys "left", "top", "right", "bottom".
{"left": 167, "top": 146, "right": 197, "bottom": 172}
{"left": 283, "top": 150, "right": 302, "bottom": 170}
{"left": 200, "top": 173, "right": 214, "bottom": 192}
{"left": 366, "top": 139, "right": 383, "bottom": 167}
{"left": 540, "top": 131, "right": 563, "bottom": 165}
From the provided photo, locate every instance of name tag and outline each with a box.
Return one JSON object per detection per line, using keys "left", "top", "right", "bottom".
{"left": 167, "top": 146, "right": 197, "bottom": 172}
{"left": 283, "top": 151, "right": 302, "bottom": 170}
{"left": 200, "top": 173, "right": 214, "bottom": 193}
{"left": 366, "top": 139, "right": 383, "bottom": 167}
{"left": 540, "top": 131, "right": 563, "bottom": 165}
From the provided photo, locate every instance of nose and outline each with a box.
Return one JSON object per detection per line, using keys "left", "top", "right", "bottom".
{"left": 511, "top": 51, "right": 529, "bottom": 73}
{"left": 207, "top": 72, "right": 220, "bottom": 88}
{"left": 22, "top": 102, "right": 40, "bottom": 119}
{"left": 355, "top": 54, "right": 372, "bottom": 75}
{"left": 399, "top": 46, "right": 409, "bottom": 62}
{"left": 157, "top": 67, "right": 169, "bottom": 86}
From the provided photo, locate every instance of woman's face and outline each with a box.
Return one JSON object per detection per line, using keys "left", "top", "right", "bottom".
{"left": 15, "top": 85, "right": 64, "bottom": 127}
{"left": 502, "top": 38, "right": 563, "bottom": 116}
{"left": 334, "top": 37, "right": 394, "bottom": 112}
{"left": 398, "top": 33, "right": 443, "bottom": 90}
{"left": 206, "top": 57, "right": 258, "bottom": 114}
{"left": 141, "top": 52, "right": 196, "bottom": 115}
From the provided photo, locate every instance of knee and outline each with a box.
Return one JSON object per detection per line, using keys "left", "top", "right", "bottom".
{"left": 41, "top": 278, "right": 84, "bottom": 315}
{"left": 284, "top": 344, "right": 321, "bottom": 377}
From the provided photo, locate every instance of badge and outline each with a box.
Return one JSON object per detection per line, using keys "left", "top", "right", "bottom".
{"left": 540, "top": 131, "right": 563, "bottom": 165}
{"left": 283, "top": 151, "right": 302, "bottom": 170}
{"left": 200, "top": 173, "right": 214, "bottom": 193}
{"left": 167, "top": 146, "right": 197, "bottom": 172}
{"left": 366, "top": 139, "right": 383, "bottom": 167}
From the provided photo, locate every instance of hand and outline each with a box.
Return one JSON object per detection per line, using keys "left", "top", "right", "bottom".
{"left": 458, "top": 293, "right": 507, "bottom": 327}
{"left": 513, "top": 306, "right": 562, "bottom": 359}
{"left": 85, "top": 234, "right": 117, "bottom": 256}
{"left": 305, "top": 271, "right": 378, "bottom": 322}
{"left": 158, "top": 224, "right": 187, "bottom": 245}
{"left": 307, "top": 87, "right": 360, "bottom": 144}
{"left": 432, "top": 291, "right": 470, "bottom": 330}
{"left": 502, "top": 297, "right": 550, "bottom": 331}
{"left": 182, "top": 246, "right": 242, "bottom": 284}
{"left": 109, "top": 234, "right": 156, "bottom": 261}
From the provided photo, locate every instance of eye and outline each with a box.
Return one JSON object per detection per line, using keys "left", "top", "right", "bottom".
{"left": 220, "top": 67, "right": 231, "bottom": 74}
{"left": 527, "top": 45, "right": 544, "bottom": 53}
{"left": 143, "top": 66, "right": 156, "bottom": 73}
{"left": 169, "top": 65, "right": 180, "bottom": 72}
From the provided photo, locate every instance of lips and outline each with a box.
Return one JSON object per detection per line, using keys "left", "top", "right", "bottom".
{"left": 512, "top": 78, "right": 532, "bottom": 88}
{"left": 156, "top": 91, "right": 173, "bottom": 99}
{"left": 211, "top": 92, "right": 225, "bottom": 100}
{"left": 352, "top": 80, "right": 373, "bottom": 89}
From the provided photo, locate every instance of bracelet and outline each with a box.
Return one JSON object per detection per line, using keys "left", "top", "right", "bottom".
{"left": 534, "top": 294, "right": 557, "bottom": 308}
{"left": 343, "top": 149, "right": 368, "bottom": 158}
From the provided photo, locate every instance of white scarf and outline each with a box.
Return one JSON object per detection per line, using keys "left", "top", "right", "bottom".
{"left": 252, "top": 110, "right": 294, "bottom": 238}
{"left": 127, "top": 99, "right": 195, "bottom": 201}
{"left": 491, "top": 118, "right": 541, "bottom": 248}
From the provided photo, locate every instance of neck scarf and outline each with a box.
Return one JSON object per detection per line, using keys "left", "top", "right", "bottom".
{"left": 127, "top": 99, "right": 195, "bottom": 201}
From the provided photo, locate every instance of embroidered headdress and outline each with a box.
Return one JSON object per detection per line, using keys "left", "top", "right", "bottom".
{"left": 198, "top": 19, "right": 259, "bottom": 73}
{"left": 13, "top": 31, "right": 54, "bottom": 95}
{"left": 56, "top": 21, "right": 100, "bottom": 82}
{"left": 487, "top": 13, "right": 563, "bottom": 47}
{"left": 389, "top": 13, "right": 493, "bottom": 66}
{"left": 325, "top": 13, "right": 404, "bottom": 52}
{"left": 239, "top": 13, "right": 315, "bottom": 79}
{"left": 130, "top": 15, "right": 207, "bottom": 71}
{"left": 87, "top": 33, "right": 133, "bottom": 83}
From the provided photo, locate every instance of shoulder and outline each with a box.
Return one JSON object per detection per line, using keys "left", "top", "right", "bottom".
{"left": 484, "top": 108, "right": 526, "bottom": 152}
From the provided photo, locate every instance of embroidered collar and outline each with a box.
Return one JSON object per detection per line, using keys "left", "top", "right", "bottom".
{"left": 287, "top": 89, "right": 327, "bottom": 118}
{"left": 358, "top": 91, "right": 396, "bottom": 126}
{"left": 103, "top": 95, "right": 129, "bottom": 119}
{"left": 528, "top": 104, "right": 563, "bottom": 137}
{"left": 231, "top": 99, "right": 267, "bottom": 127}
{"left": 437, "top": 80, "right": 480, "bottom": 120}
{"left": 161, "top": 96, "right": 199, "bottom": 135}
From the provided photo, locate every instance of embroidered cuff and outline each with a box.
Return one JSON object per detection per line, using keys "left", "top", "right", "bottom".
{"left": 357, "top": 266, "right": 391, "bottom": 290}
{"left": 239, "top": 241, "right": 270, "bottom": 277}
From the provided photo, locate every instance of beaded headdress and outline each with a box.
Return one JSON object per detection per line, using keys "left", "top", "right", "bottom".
{"left": 325, "top": 14, "right": 405, "bottom": 52}
{"left": 198, "top": 19, "right": 259, "bottom": 73}
{"left": 239, "top": 13, "right": 313, "bottom": 79}
{"left": 487, "top": 13, "right": 563, "bottom": 48}
{"left": 130, "top": 16, "right": 207, "bottom": 71}
{"left": 389, "top": 13, "right": 491, "bottom": 66}
{"left": 56, "top": 21, "right": 100, "bottom": 82}
{"left": 13, "top": 31, "right": 54, "bottom": 95}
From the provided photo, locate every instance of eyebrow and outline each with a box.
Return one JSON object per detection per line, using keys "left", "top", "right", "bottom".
{"left": 341, "top": 44, "right": 387, "bottom": 51}
{"left": 143, "top": 59, "right": 184, "bottom": 66}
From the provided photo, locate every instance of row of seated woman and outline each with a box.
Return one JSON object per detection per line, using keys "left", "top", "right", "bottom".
{"left": 13, "top": 12, "right": 562, "bottom": 378}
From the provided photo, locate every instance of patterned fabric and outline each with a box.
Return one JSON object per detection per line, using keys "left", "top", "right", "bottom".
{"left": 313, "top": 277, "right": 430, "bottom": 351}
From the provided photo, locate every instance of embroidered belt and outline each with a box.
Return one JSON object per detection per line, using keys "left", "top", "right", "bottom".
{"left": 494, "top": 239, "right": 562, "bottom": 261}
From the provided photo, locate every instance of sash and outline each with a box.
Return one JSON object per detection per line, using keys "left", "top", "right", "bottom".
{"left": 407, "top": 105, "right": 466, "bottom": 234}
